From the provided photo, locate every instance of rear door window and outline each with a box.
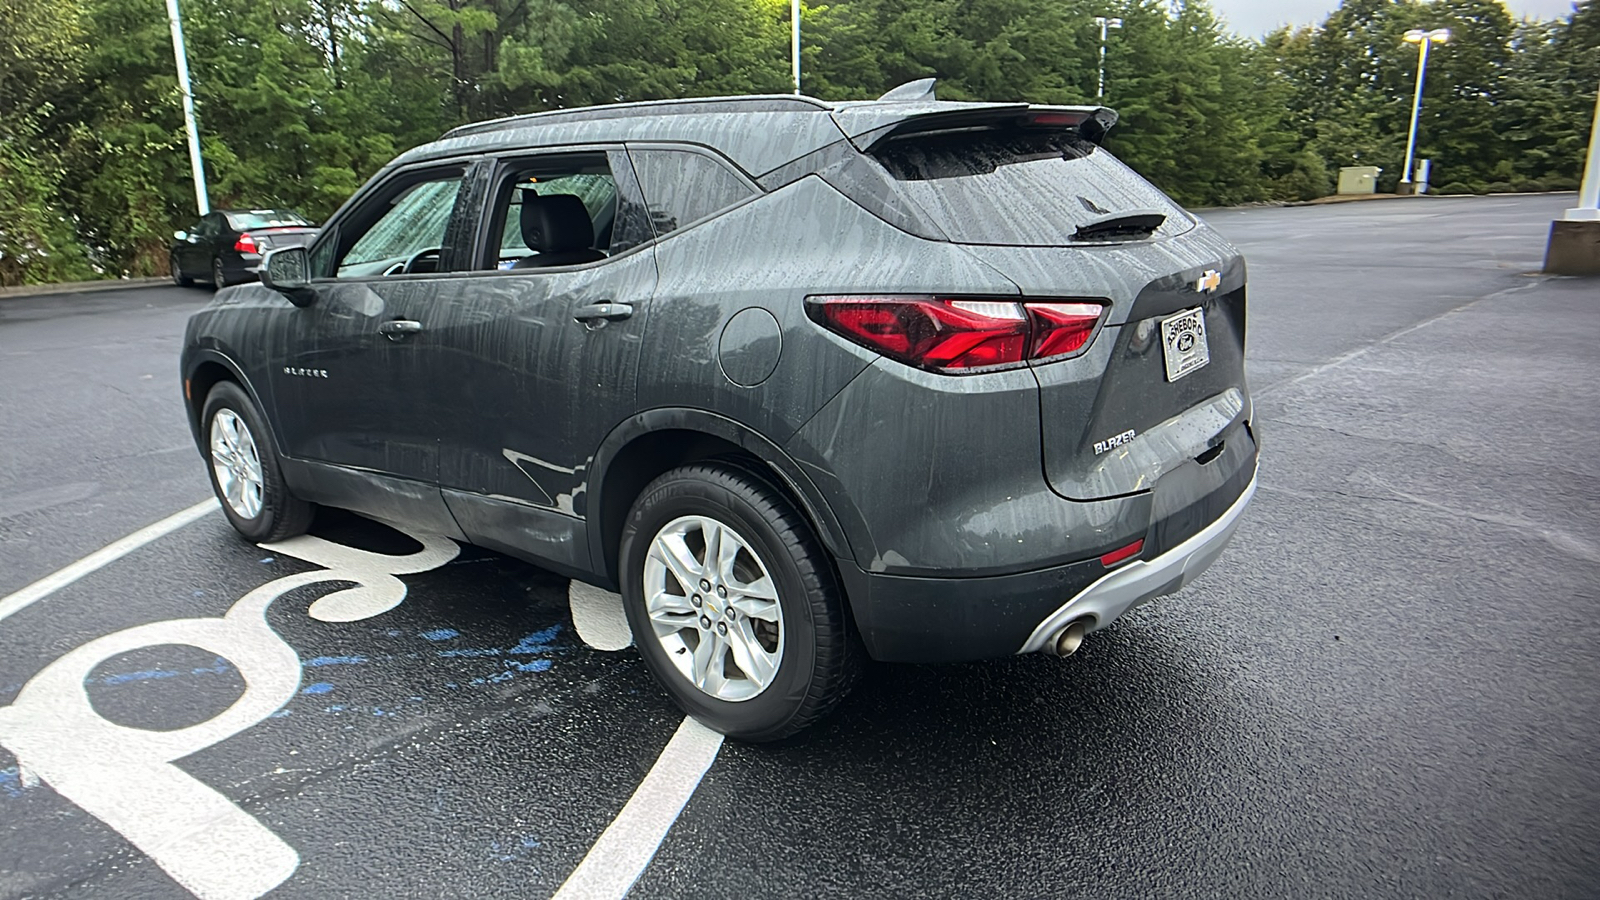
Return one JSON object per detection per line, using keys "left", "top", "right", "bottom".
{"left": 226, "top": 210, "right": 311, "bottom": 230}
{"left": 473, "top": 151, "right": 652, "bottom": 270}
{"left": 628, "top": 148, "right": 757, "bottom": 237}
{"left": 869, "top": 128, "right": 1191, "bottom": 246}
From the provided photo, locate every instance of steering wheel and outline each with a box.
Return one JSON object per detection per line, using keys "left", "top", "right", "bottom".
{"left": 383, "top": 247, "right": 442, "bottom": 276}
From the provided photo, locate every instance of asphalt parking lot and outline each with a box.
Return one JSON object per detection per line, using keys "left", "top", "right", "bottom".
{"left": 2, "top": 193, "right": 1597, "bottom": 899}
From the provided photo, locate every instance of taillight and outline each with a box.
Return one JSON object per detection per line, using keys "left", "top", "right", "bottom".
{"left": 806, "top": 296, "right": 1106, "bottom": 373}
{"left": 1028, "top": 302, "right": 1106, "bottom": 360}
{"left": 234, "top": 234, "right": 259, "bottom": 254}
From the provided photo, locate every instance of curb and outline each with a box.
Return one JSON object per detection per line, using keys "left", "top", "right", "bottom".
{"left": 0, "top": 277, "right": 172, "bottom": 301}
{"left": 1198, "top": 190, "right": 1577, "bottom": 214}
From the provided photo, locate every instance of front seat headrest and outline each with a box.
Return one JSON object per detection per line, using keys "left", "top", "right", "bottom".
{"left": 521, "top": 193, "right": 594, "bottom": 254}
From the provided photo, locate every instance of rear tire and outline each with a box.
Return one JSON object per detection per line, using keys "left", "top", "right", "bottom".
{"left": 171, "top": 254, "right": 193, "bottom": 287}
{"left": 201, "top": 381, "right": 314, "bottom": 543}
{"left": 619, "top": 462, "right": 859, "bottom": 741}
{"left": 211, "top": 258, "right": 230, "bottom": 289}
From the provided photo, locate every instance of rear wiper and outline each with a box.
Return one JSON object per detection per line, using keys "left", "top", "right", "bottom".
{"left": 1073, "top": 209, "right": 1167, "bottom": 241}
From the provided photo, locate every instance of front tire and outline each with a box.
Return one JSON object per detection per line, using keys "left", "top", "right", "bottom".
{"left": 171, "top": 254, "right": 193, "bottom": 287}
{"left": 619, "top": 463, "right": 859, "bottom": 741}
{"left": 201, "top": 381, "right": 314, "bottom": 542}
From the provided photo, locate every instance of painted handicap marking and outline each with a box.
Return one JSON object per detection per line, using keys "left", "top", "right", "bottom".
{"left": 568, "top": 581, "right": 633, "bottom": 652}
{"left": 0, "top": 529, "right": 458, "bottom": 900}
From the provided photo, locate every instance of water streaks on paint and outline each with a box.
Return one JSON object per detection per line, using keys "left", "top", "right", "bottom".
{"left": 299, "top": 683, "right": 334, "bottom": 695}
{"left": 420, "top": 628, "right": 459, "bottom": 641}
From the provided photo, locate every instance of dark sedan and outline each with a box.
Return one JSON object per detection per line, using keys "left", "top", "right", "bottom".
{"left": 171, "top": 209, "right": 318, "bottom": 288}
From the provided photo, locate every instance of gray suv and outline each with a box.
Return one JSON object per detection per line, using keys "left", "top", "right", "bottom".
{"left": 181, "top": 83, "right": 1258, "bottom": 740}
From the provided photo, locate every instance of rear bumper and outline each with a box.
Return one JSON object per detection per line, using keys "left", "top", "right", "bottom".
{"left": 838, "top": 455, "right": 1257, "bottom": 663}
{"left": 1016, "top": 474, "right": 1256, "bottom": 653}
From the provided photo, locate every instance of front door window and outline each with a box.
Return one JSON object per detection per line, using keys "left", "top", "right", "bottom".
{"left": 336, "top": 175, "right": 464, "bottom": 278}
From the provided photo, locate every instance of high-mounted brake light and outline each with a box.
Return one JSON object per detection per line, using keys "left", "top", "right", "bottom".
{"left": 234, "top": 234, "right": 259, "bottom": 254}
{"left": 806, "top": 296, "right": 1107, "bottom": 373}
{"left": 1026, "top": 112, "right": 1085, "bottom": 128}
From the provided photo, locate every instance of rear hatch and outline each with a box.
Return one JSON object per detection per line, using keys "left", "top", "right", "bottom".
{"left": 842, "top": 107, "right": 1249, "bottom": 500}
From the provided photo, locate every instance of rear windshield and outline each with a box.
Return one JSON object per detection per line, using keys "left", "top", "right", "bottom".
{"left": 226, "top": 210, "right": 311, "bottom": 230}
{"left": 869, "top": 129, "right": 1191, "bottom": 246}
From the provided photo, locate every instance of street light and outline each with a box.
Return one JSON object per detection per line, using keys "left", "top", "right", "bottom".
{"left": 1094, "top": 16, "right": 1122, "bottom": 102}
{"left": 164, "top": 0, "right": 209, "bottom": 215}
{"left": 1399, "top": 27, "right": 1450, "bottom": 194}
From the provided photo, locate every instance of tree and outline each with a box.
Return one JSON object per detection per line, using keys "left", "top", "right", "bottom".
{"left": 0, "top": 0, "right": 94, "bottom": 285}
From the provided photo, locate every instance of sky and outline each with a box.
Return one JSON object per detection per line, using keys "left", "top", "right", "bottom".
{"left": 1209, "top": 0, "right": 1581, "bottom": 36}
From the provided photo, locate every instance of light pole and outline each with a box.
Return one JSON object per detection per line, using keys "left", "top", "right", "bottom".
{"left": 1094, "top": 16, "right": 1122, "bottom": 102}
{"left": 164, "top": 0, "right": 209, "bottom": 215}
{"left": 791, "top": 0, "right": 801, "bottom": 95}
{"left": 1399, "top": 27, "right": 1450, "bottom": 194}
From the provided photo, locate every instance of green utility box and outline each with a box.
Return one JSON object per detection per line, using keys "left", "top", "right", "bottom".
{"left": 1337, "top": 166, "right": 1382, "bottom": 195}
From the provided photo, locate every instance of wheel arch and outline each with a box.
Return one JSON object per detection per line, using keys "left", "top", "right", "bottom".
{"left": 183, "top": 350, "right": 275, "bottom": 455}
{"left": 586, "top": 410, "right": 854, "bottom": 591}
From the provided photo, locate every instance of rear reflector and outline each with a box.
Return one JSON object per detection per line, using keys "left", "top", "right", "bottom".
{"left": 1100, "top": 539, "right": 1144, "bottom": 567}
{"left": 807, "top": 296, "right": 1106, "bottom": 373}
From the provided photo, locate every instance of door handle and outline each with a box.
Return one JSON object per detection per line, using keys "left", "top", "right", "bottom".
{"left": 378, "top": 319, "right": 423, "bottom": 340}
{"left": 573, "top": 302, "right": 633, "bottom": 324}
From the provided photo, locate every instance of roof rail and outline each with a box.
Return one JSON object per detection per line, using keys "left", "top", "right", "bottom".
{"left": 440, "top": 94, "right": 832, "bottom": 140}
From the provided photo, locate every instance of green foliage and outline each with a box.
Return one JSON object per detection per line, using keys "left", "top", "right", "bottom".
{"left": 0, "top": 0, "right": 1595, "bottom": 284}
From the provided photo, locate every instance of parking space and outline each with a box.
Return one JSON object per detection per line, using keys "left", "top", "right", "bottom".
{"left": 3, "top": 195, "right": 1597, "bottom": 898}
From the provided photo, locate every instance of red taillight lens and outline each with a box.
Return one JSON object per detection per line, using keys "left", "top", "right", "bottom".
{"left": 1027, "top": 302, "right": 1106, "bottom": 360}
{"left": 809, "top": 298, "right": 1029, "bottom": 371}
{"left": 807, "top": 296, "right": 1106, "bottom": 373}
{"left": 234, "top": 234, "right": 258, "bottom": 254}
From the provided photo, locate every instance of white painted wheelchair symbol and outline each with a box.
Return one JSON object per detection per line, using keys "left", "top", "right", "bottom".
{"left": 0, "top": 529, "right": 457, "bottom": 900}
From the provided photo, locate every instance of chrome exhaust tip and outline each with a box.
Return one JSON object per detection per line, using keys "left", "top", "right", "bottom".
{"left": 1050, "top": 619, "right": 1088, "bottom": 657}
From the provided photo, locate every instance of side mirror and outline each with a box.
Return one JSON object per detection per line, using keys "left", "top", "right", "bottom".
{"left": 260, "top": 247, "right": 318, "bottom": 308}
{"left": 174, "top": 230, "right": 189, "bottom": 242}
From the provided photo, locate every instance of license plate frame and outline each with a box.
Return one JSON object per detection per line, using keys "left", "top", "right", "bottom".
{"left": 1160, "top": 307, "right": 1210, "bottom": 382}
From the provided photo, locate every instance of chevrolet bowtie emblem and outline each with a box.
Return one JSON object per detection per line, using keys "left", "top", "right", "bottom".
{"left": 1195, "top": 269, "right": 1222, "bottom": 293}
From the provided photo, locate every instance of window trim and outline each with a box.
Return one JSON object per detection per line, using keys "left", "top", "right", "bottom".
{"left": 468, "top": 145, "right": 652, "bottom": 275}
{"left": 623, "top": 142, "right": 764, "bottom": 243}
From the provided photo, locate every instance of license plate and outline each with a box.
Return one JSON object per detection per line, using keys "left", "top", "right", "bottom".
{"left": 1160, "top": 307, "right": 1210, "bottom": 382}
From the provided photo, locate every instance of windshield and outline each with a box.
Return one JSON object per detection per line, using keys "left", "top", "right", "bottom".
{"left": 226, "top": 210, "right": 311, "bottom": 230}
{"left": 870, "top": 129, "right": 1192, "bottom": 246}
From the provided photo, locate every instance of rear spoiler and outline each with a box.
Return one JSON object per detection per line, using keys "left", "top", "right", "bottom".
{"left": 831, "top": 101, "right": 1119, "bottom": 151}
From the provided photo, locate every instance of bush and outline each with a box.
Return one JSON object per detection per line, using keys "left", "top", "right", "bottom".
{"left": 1510, "top": 179, "right": 1546, "bottom": 193}
{"left": 1484, "top": 181, "right": 1516, "bottom": 194}
{"left": 1546, "top": 176, "right": 1581, "bottom": 192}
{"left": 1436, "top": 181, "right": 1475, "bottom": 195}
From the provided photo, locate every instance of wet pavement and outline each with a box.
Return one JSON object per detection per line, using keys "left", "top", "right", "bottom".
{"left": 2, "top": 194, "right": 1597, "bottom": 898}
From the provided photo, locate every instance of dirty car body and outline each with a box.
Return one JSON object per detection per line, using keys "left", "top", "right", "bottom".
{"left": 180, "top": 87, "right": 1258, "bottom": 738}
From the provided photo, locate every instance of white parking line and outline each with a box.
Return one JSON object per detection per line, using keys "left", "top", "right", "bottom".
{"left": 551, "top": 716, "right": 724, "bottom": 900}
{"left": 0, "top": 497, "right": 219, "bottom": 626}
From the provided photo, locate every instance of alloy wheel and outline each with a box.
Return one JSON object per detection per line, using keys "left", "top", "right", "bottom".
{"left": 210, "top": 409, "right": 264, "bottom": 519}
{"left": 642, "top": 515, "right": 785, "bottom": 701}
